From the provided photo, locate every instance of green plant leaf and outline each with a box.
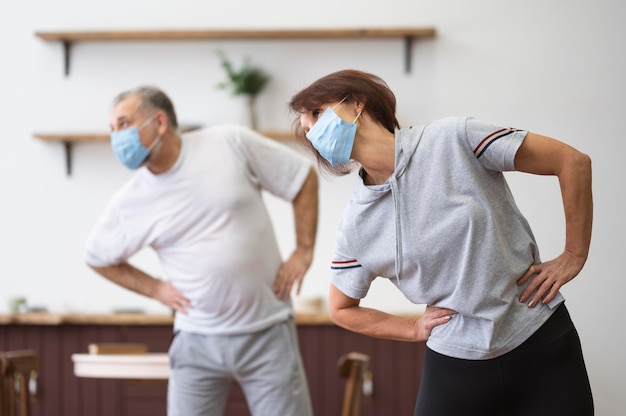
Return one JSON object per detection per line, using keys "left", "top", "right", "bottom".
{"left": 216, "top": 51, "right": 270, "bottom": 96}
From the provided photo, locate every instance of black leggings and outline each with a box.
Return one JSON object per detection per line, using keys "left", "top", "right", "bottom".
{"left": 414, "top": 304, "right": 594, "bottom": 416}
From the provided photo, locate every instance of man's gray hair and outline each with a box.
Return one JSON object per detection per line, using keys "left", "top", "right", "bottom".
{"left": 113, "top": 86, "right": 179, "bottom": 129}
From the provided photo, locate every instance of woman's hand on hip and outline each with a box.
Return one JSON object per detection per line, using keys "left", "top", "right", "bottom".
{"left": 517, "top": 251, "right": 586, "bottom": 307}
{"left": 415, "top": 305, "right": 457, "bottom": 342}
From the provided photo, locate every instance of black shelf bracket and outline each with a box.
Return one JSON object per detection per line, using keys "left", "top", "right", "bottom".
{"left": 404, "top": 36, "right": 414, "bottom": 73}
{"left": 62, "top": 40, "right": 72, "bottom": 76}
{"left": 62, "top": 140, "right": 72, "bottom": 176}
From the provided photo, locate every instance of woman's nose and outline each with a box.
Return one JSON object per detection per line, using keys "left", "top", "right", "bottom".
{"left": 300, "top": 117, "right": 312, "bottom": 134}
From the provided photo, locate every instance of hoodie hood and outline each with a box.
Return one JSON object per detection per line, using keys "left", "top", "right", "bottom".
{"left": 353, "top": 126, "right": 425, "bottom": 202}
{"left": 351, "top": 125, "right": 426, "bottom": 284}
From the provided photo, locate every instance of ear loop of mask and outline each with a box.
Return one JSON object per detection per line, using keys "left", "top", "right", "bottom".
{"left": 142, "top": 114, "right": 161, "bottom": 152}
{"left": 139, "top": 114, "right": 157, "bottom": 130}
{"left": 332, "top": 95, "right": 349, "bottom": 110}
{"left": 333, "top": 96, "right": 362, "bottom": 123}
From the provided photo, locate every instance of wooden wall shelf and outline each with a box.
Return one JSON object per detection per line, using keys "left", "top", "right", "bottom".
{"left": 33, "top": 129, "right": 294, "bottom": 175}
{"left": 35, "top": 27, "right": 436, "bottom": 75}
{"left": 33, "top": 130, "right": 292, "bottom": 143}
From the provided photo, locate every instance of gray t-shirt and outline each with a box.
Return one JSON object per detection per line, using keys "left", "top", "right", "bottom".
{"left": 331, "top": 116, "right": 563, "bottom": 360}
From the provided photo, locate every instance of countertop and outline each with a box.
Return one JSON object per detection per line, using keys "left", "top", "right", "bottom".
{"left": 0, "top": 311, "right": 333, "bottom": 326}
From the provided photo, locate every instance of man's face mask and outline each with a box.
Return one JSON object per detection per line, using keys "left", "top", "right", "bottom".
{"left": 306, "top": 98, "right": 362, "bottom": 167}
{"left": 110, "top": 115, "right": 160, "bottom": 170}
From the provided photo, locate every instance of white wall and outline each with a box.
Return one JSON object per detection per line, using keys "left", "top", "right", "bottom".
{"left": 1, "top": 0, "right": 624, "bottom": 413}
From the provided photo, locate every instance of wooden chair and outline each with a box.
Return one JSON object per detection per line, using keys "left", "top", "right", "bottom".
{"left": 337, "top": 352, "right": 371, "bottom": 416}
{"left": 0, "top": 350, "right": 39, "bottom": 416}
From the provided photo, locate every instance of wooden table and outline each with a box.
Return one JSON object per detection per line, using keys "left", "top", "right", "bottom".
{"left": 72, "top": 353, "right": 170, "bottom": 380}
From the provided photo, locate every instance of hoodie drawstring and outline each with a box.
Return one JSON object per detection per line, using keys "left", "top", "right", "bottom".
{"left": 390, "top": 178, "right": 402, "bottom": 286}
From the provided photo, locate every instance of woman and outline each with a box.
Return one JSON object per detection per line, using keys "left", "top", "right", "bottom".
{"left": 289, "top": 69, "right": 593, "bottom": 415}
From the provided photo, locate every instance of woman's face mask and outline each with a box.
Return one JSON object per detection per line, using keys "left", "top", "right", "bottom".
{"left": 110, "top": 115, "right": 160, "bottom": 170}
{"left": 306, "top": 98, "right": 361, "bottom": 167}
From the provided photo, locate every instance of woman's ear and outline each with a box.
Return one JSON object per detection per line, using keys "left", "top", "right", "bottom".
{"left": 352, "top": 98, "right": 366, "bottom": 114}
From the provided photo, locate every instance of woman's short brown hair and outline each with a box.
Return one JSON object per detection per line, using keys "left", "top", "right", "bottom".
{"left": 289, "top": 69, "right": 400, "bottom": 175}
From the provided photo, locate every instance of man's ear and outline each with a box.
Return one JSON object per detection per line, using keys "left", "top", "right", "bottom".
{"left": 155, "top": 111, "right": 169, "bottom": 135}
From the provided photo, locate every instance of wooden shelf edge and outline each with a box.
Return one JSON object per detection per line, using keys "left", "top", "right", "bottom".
{"left": 258, "top": 130, "right": 297, "bottom": 141}
{"left": 33, "top": 130, "right": 294, "bottom": 143}
{"left": 32, "top": 128, "right": 294, "bottom": 176}
{"left": 33, "top": 132, "right": 109, "bottom": 142}
{"left": 35, "top": 27, "right": 436, "bottom": 42}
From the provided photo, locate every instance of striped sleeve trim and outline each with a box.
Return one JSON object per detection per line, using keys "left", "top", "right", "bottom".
{"left": 473, "top": 128, "right": 522, "bottom": 158}
{"left": 331, "top": 260, "right": 362, "bottom": 270}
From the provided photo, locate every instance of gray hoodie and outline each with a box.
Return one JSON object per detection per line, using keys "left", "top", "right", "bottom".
{"left": 331, "top": 116, "right": 563, "bottom": 359}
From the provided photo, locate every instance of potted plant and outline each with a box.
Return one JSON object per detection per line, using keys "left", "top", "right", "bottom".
{"left": 216, "top": 51, "right": 270, "bottom": 130}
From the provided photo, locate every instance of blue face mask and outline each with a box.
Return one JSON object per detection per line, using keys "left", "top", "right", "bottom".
{"left": 306, "top": 99, "right": 362, "bottom": 167}
{"left": 110, "top": 116, "right": 159, "bottom": 170}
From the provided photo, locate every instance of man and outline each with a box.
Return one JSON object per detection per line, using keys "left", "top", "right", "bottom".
{"left": 85, "top": 86, "right": 318, "bottom": 415}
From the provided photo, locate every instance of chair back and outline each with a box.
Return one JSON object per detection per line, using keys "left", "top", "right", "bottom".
{"left": 0, "top": 350, "right": 38, "bottom": 416}
{"left": 337, "top": 352, "right": 371, "bottom": 416}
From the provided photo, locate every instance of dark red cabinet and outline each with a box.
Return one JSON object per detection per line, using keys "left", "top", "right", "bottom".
{"left": 1, "top": 321, "right": 424, "bottom": 415}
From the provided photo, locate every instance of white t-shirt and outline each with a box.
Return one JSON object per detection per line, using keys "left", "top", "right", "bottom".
{"left": 85, "top": 125, "right": 312, "bottom": 335}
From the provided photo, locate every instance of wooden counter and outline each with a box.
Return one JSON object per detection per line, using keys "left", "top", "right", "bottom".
{"left": 0, "top": 311, "right": 332, "bottom": 326}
